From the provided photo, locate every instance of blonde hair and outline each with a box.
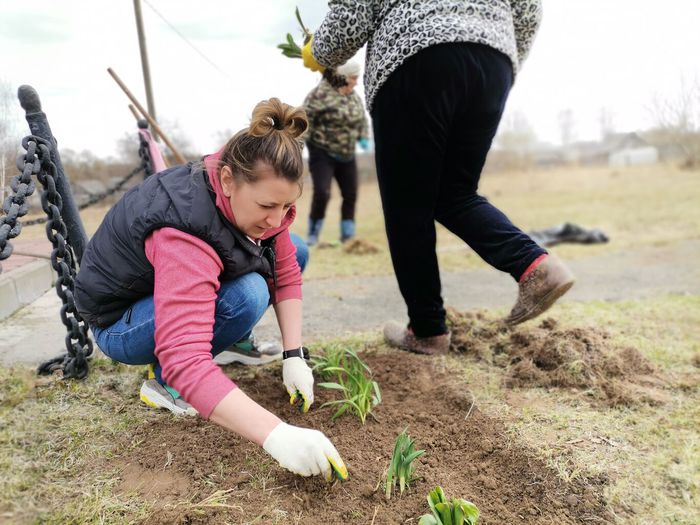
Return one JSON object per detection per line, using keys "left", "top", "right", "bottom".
{"left": 220, "top": 98, "right": 308, "bottom": 185}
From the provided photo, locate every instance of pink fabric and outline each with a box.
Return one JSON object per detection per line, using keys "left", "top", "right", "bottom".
{"left": 145, "top": 228, "right": 235, "bottom": 418}
{"left": 519, "top": 254, "right": 548, "bottom": 283}
{"left": 143, "top": 150, "right": 303, "bottom": 418}
{"left": 138, "top": 128, "right": 168, "bottom": 174}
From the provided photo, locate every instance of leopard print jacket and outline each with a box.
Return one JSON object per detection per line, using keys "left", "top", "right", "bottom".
{"left": 312, "top": 0, "right": 542, "bottom": 111}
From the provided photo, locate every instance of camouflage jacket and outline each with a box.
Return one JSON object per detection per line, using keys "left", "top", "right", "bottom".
{"left": 303, "top": 79, "right": 369, "bottom": 160}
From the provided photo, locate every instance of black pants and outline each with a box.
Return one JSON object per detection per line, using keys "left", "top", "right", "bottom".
{"left": 371, "top": 43, "right": 546, "bottom": 337}
{"left": 308, "top": 143, "right": 358, "bottom": 221}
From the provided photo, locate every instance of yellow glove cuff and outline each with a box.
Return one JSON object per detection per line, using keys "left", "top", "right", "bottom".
{"left": 302, "top": 39, "right": 325, "bottom": 73}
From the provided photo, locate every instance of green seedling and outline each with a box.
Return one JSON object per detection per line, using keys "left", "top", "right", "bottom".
{"left": 314, "top": 346, "right": 381, "bottom": 424}
{"left": 311, "top": 343, "right": 346, "bottom": 380}
{"left": 418, "top": 486, "right": 480, "bottom": 525}
{"left": 276, "top": 6, "right": 348, "bottom": 89}
{"left": 385, "top": 428, "right": 425, "bottom": 500}
{"left": 277, "top": 7, "right": 312, "bottom": 58}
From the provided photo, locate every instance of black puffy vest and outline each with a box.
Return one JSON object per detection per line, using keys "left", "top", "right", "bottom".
{"left": 74, "top": 162, "right": 276, "bottom": 328}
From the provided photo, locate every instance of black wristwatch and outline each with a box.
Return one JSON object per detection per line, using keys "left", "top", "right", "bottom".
{"left": 282, "top": 346, "right": 310, "bottom": 360}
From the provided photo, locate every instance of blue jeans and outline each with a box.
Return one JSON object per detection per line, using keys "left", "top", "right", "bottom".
{"left": 92, "top": 233, "right": 308, "bottom": 384}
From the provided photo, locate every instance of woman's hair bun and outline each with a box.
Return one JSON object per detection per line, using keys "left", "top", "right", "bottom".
{"left": 249, "top": 98, "right": 308, "bottom": 139}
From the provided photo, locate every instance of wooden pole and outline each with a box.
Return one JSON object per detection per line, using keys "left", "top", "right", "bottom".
{"left": 107, "top": 67, "right": 186, "bottom": 165}
{"left": 128, "top": 104, "right": 141, "bottom": 122}
{"left": 132, "top": 0, "right": 158, "bottom": 140}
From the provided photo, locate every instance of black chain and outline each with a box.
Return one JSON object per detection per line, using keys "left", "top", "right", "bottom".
{"left": 0, "top": 129, "right": 153, "bottom": 379}
{"left": 1, "top": 127, "right": 154, "bottom": 379}
{"left": 0, "top": 141, "right": 38, "bottom": 262}
{"left": 4, "top": 136, "right": 94, "bottom": 378}
{"left": 21, "top": 163, "right": 145, "bottom": 227}
{"left": 138, "top": 130, "right": 155, "bottom": 178}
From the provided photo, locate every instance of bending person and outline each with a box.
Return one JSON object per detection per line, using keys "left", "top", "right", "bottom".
{"left": 74, "top": 99, "right": 346, "bottom": 480}
{"left": 302, "top": 0, "right": 574, "bottom": 354}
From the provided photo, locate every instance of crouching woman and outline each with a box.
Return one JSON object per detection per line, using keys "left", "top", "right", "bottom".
{"left": 74, "top": 98, "right": 345, "bottom": 480}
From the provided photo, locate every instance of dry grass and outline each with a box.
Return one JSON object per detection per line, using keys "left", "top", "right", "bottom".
{"left": 4, "top": 164, "right": 698, "bottom": 523}
{"left": 1, "top": 298, "right": 697, "bottom": 523}
{"left": 460, "top": 294, "right": 700, "bottom": 524}
{"left": 291, "top": 164, "right": 700, "bottom": 279}
{"left": 16, "top": 164, "right": 700, "bottom": 280}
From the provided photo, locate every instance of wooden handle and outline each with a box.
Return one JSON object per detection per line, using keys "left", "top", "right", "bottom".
{"left": 107, "top": 67, "right": 187, "bottom": 165}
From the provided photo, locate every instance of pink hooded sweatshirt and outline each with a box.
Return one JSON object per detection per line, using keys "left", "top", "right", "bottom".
{"left": 143, "top": 149, "right": 302, "bottom": 418}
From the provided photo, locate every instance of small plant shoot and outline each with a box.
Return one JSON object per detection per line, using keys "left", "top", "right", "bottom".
{"left": 385, "top": 427, "right": 425, "bottom": 500}
{"left": 418, "top": 486, "right": 480, "bottom": 525}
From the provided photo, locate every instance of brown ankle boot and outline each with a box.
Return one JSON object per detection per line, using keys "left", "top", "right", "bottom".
{"left": 383, "top": 321, "right": 451, "bottom": 355}
{"left": 505, "top": 254, "right": 575, "bottom": 325}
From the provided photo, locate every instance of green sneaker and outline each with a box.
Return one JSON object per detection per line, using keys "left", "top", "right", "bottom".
{"left": 213, "top": 333, "right": 282, "bottom": 366}
{"left": 139, "top": 379, "right": 198, "bottom": 416}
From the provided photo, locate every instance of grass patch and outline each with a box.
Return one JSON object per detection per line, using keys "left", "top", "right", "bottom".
{"left": 0, "top": 297, "right": 697, "bottom": 522}
{"left": 19, "top": 165, "right": 700, "bottom": 281}
{"left": 0, "top": 358, "right": 154, "bottom": 523}
{"left": 465, "top": 294, "right": 700, "bottom": 524}
{"left": 289, "top": 165, "right": 700, "bottom": 280}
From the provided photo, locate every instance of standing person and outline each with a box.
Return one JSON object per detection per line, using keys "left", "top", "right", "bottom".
{"left": 74, "top": 99, "right": 346, "bottom": 481}
{"left": 302, "top": 1, "right": 575, "bottom": 354}
{"left": 303, "top": 60, "right": 370, "bottom": 246}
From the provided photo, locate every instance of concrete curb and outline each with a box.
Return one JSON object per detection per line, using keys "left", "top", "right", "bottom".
{"left": 0, "top": 259, "right": 56, "bottom": 321}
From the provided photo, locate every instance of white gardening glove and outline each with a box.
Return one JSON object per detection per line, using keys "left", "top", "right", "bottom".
{"left": 262, "top": 422, "right": 348, "bottom": 481}
{"left": 283, "top": 356, "right": 314, "bottom": 413}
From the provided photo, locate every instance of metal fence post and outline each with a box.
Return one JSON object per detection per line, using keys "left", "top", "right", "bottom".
{"left": 18, "top": 85, "right": 88, "bottom": 264}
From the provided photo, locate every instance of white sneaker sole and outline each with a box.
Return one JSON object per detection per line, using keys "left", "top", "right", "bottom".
{"left": 139, "top": 383, "right": 198, "bottom": 416}
{"left": 213, "top": 351, "right": 282, "bottom": 366}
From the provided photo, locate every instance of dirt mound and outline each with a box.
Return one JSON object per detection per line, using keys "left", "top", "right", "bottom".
{"left": 315, "top": 240, "right": 341, "bottom": 249}
{"left": 448, "top": 309, "right": 663, "bottom": 406}
{"left": 111, "top": 352, "right": 610, "bottom": 525}
{"left": 343, "top": 238, "right": 380, "bottom": 255}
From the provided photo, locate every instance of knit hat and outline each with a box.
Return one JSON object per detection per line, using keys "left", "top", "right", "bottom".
{"left": 336, "top": 60, "right": 361, "bottom": 79}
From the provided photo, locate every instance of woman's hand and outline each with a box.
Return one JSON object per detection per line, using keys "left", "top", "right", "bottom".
{"left": 209, "top": 389, "right": 347, "bottom": 480}
{"left": 283, "top": 356, "right": 314, "bottom": 413}
{"left": 302, "top": 38, "right": 325, "bottom": 72}
{"left": 263, "top": 422, "right": 347, "bottom": 480}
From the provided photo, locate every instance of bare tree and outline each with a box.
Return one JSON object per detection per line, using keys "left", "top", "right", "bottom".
{"left": 212, "top": 128, "right": 235, "bottom": 147}
{"left": 648, "top": 77, "right": 700, "bottom": 168}
{"left": 598, "top": 107, "right": 615, "bottom": 141}
{"left": 0, "top": 79, "right": 22, "bottom": 204}
{"left": 115, "top": 131, "right": 142, "bottom": 166}
{"left": 557, "top": 108, "right": 576, "bottom": 147}
{"left": 497, "top": 111, "right": 537, "bottom": 153}
{"left": 158, "top": 118, "right": 199, "bottom": 164}
{"left": 494, "top": 111, "right": 538, "bottom": 170}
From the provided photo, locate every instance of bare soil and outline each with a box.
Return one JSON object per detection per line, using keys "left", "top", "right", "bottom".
{"left": 449, "top": 309, "right": 666, "bottom": 406}
{"left": 343, "top": 238, "right": 380, "bottom": 255}
{"left": 111, "top": 350, "right": 612, "bottom": 524}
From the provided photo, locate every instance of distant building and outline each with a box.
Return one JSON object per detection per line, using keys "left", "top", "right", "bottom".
{"left": 564, "top": 132, "right": 659, "bottom": 167}
{"left": 606, "top": 133, "right": 659, "bottom": 167}
{"left": 530, "top": 142, "right": 565, "bottom": 168}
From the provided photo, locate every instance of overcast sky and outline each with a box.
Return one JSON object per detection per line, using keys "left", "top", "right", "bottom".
{"left": 1, "top": 0, "right": 699, "bottom": 159}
